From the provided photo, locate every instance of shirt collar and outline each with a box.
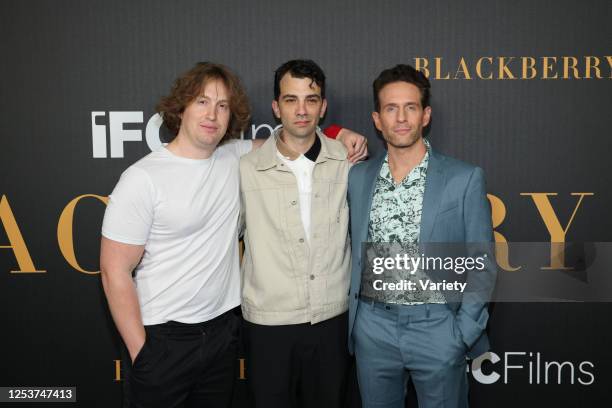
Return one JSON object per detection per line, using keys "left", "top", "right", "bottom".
{"left": 380, "top": 138, "right": 431, "bottom": 185}
{"left": 255, "top": 126, "right": 346, "bottom": 171}
{"left": 276, "top": 130, "right": 321, "bottom": 162}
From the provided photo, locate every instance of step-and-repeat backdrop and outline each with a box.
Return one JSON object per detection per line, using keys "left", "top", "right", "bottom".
{"left": 1, "top": 1, "right": 610, "bottom": 406}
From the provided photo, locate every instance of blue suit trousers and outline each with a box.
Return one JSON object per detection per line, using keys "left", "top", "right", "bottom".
{"left": 353, "top": 299, "right": 469, "bottom": 408}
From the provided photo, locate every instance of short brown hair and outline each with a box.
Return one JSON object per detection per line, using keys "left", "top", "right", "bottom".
{"left": 156, "top": 62, "right": 251, "bottom": 143}
{"left": 373, "top": 64, "right": 431, "bottom": 112}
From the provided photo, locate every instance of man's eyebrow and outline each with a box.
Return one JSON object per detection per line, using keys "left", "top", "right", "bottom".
{"left": 199, "top": 94, "right": 230, "bottom": 103}
{"left": 281, "top": 94, "right": 321, "bottom": 99}
{"left": 382, "top": 102, "right": 398, "bottom": 108}
{"left": 383, "top": 101, "right": 419, "bottom": 107}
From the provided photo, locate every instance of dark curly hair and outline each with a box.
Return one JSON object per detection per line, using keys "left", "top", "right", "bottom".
{"left": 274, "top": 59, "right": 326, "bottom": 100}
{"left": 156, "top": 62, "right": 251, "bottom": 143}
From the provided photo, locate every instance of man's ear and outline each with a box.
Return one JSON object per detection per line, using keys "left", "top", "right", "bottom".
{"left": 272, "top": 100, "right": 280, "bottom": 119}
{"left": 422, "top": 106, "right": 432, "bottom": 127}
{"left": 319, "top": 98, "right": 328, "bottom": 118}
{"left": 372, "top": 111, "right": 382, "bottom": 132}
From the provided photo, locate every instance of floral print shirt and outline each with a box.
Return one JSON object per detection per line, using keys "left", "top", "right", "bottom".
{"left": 362, "top": 139, "right": 446, "bottom": 304}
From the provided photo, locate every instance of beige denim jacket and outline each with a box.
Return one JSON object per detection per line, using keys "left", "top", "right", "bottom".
{"left": 239, "top": 129, "right": 351, "bottom": 325}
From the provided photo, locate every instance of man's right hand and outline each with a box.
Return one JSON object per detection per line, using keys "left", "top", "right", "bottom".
{"left": 129, "top": 334, "right": 147, "bottom": 363}
{"left": 100, "top": 237, "right": 147, "bottom": 365}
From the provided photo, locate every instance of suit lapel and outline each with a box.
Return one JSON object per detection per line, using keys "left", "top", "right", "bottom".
{"left": 359, "top": 152, "right": 386, "bottom": 243}
{"left": 420, "top": 149, "right": 446, "bottom": 242}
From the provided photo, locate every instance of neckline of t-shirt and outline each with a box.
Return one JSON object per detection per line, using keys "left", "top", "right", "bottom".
{"left": 160, "top": 146, "right": 216, "bottom": 164}
{"left": 277, "top": 150, "right": 316, "bottom": 166}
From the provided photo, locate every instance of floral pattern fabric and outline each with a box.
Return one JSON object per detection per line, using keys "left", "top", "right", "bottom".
{"left": 362, "top": 139, "right": 446, "bottom": 304}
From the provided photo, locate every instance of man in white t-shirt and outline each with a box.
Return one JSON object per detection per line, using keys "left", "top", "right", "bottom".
{"left": 100, "top": 62, "right": 262, "bottom": 408}
{"left": 100, "top": 62, "right": 367, "bottom": 408}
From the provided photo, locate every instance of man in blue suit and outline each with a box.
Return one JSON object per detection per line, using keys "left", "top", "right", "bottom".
{"left": 347, "top": 64, "right": 496, "bottom": 408}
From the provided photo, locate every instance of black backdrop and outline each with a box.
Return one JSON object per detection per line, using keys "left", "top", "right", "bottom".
{"left": 1, "top": 1, "right": 611, "bottom": 406}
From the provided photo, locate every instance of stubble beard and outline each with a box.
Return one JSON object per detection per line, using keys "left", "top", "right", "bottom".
{"left": 282, "top": 119, "right": 318, "bottom": 142}
{"left": 384, "top": 130, "right": 422, "bottom": 150}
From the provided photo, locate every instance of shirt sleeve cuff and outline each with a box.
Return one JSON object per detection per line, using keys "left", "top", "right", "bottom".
{"left": 323, "top": 124, "right": 343, "bottom": 139}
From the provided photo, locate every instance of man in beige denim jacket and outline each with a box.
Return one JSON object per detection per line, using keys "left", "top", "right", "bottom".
{"left": 240, "top": 60, "right": 359, "bottom": 408}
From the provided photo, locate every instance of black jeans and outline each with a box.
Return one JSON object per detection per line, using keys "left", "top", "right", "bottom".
{"left": 244, "top": 312, "right": 350, "bottom": 408}
{"left": 122, "top": 308, "right": 241, "bottom": 408}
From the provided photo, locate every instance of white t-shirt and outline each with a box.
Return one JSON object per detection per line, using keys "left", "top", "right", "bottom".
{"left": 102, "top": 140, "right": 252, "bottom": 325}
{"left": 276, "top": 151, "right": 315, "bottom": 243}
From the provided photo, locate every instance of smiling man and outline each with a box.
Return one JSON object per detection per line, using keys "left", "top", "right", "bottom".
{"left": 347, "top": 64, "right": 496, "bottom": 407}
{"left": 239, "top": 60, "right": 353, "bottom": 408}
{"left": 100, "top": 62, "right": 256, "bottom": 408}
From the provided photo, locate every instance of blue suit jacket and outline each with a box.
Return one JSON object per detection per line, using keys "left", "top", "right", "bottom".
{"left": 347, "top": 147, "right": 496, "bottom": 359}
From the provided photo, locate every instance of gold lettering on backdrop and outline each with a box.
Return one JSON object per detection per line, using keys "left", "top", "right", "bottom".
{"left": 0, "top": 195, "right": 45, "bottom": 273}
{"left": 498, "top": 57, "right": 516, "bottom": 79}
{"left": 411, "top": 56, "right": 611, "bottom": 80}
{"left": 57, "top": 194, "right": 109, "bottom": 274}
{"left": 114, "top": 360, "right": 122, "bottom": 381}
{"left": 585, "top": 56, "right": 602, "bottom": 79}
{"left": 542, "top": 57, "right": 558, "bottom": 79}
{"left": 562, "top": 56, "right": 581, "bottom": 79}
{"left": 520, "top": 193, "right": 594, "bottom": 270}
{"left": 487, "top": 194, "right": 521, "bottom": 272}
{"left": 239, "top": 358, "right": 247, "bottom": 380}
{"left": 454, "top": 57, "right": 472, "bottom": 79}
{"left": 521, "top": 57, "right": 537, "bottom": 80}
{"left": 414, "top": 57, "right": 430, "bottom": 78}
{"left": 475, "top": 57, "right": 493, "bottom": 80}
{"left": 434, "top": 57, "right": 451, "bottom": 80}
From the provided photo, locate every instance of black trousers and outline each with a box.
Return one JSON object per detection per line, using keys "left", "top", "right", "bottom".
{"left": 122, "top": 308, "right": 241, "bottom": 408}
{"left": 244, "top": 312, "right": 350, "bottom": 408}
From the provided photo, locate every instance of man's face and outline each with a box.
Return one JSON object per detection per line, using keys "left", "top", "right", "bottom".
{"left": 372, "top": 81, "right": 431, "bottom": 149}
{"left": 178, "top": 79, "right": 231, "bottom": 151}
{"left": 272, "top": 73, "right": 327, "bottom": 140}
